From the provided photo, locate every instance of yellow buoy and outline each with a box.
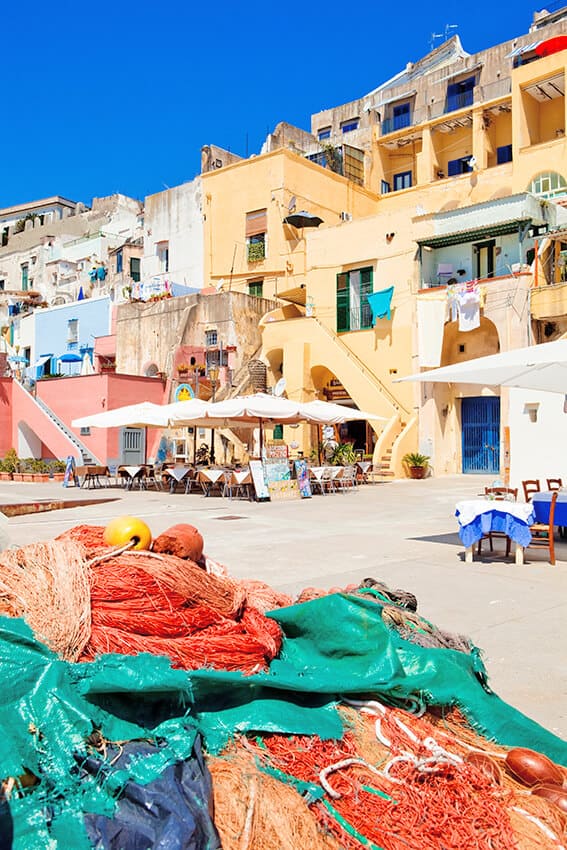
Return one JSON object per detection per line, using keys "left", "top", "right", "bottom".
{"left": 103, "top": 516, "right": 152, "bottom": 551}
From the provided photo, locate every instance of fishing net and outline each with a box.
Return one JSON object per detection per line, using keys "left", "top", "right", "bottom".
{"left": 0, "top": 538, "right": 90, "bottom": 660}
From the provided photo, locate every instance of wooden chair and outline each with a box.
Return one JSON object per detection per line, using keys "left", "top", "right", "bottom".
{"left": 522, "top": 479, "right": 541, "bottom": 502}
{"left": 477, "top": 487, "right": 518, "bottom": 557}
{"left": 526, "top": 491, "right": 558, "bottom": 565}
{"left": 546, "top": 478, "right": 563, "bottom": 491}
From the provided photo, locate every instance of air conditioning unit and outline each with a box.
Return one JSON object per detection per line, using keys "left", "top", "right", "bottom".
{"left": 340, "top": 211, "right": 352, "bottom": 222}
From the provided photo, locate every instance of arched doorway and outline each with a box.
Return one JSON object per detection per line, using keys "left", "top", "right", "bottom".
{"left": 311, "top": 364, "right": 374, "bottom": 456}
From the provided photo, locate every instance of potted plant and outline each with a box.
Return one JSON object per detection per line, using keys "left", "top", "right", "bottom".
{"left": 50, "top": 460, "right": 67, "bottom": 482}
{"left": 32, "top": 459, "right": 50, "bottom": 482}
{"left": 402, "top": 452, "right": 430, "bottom": 480}
{"left": 18, "top": 458, "right": 35, "bottom": 482}
{"left": 330, "top": 442, "right": 358, "bottom": 466}
{"left": 176, "top": 362, "right": 190, "bottom": 378}
{"left": 0, "top": 449, "right": 18, "bottom": 480}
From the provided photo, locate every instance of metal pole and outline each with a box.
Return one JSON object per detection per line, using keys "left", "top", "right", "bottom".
{"left": 210, "top": 379, "right": 216, "bottom": 464}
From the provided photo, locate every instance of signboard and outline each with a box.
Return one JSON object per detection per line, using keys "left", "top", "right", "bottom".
{"left": 264, "top": 458, "right": 300, "bottom": 501}
{"left": 294, "top": 459, "right": 312, "bottom": 498}
{"left": 249, "top": 460, "right": 269, "bottom": 501}
{"left": 175, "top": 383, "right": 195, "bottom": 402}
{"left": 266, "top": 443, "right": 288, "bottom": 459}
{"left": 63, "top": 456, "right": 77, "bottom": 488}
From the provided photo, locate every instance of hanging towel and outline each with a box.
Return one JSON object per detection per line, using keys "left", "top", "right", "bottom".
{"left": 417, "top": 295, "right": 447, "bottom": 367}
{"left": 457, "top": 288, "right": 480, "bottom": 332}
{"left": 367, "top": 286, "right": 394, "bottom": 323}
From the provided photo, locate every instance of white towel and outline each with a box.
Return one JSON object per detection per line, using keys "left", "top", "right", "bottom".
{"left": 417, "top": 297, "right": 447, "bottom": 367}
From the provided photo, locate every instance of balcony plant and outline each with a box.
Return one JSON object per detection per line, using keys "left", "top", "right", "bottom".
{"left": 402, "top": 452, "right": 430, "bottom": 480}
{"left": 330, "top": 443, "right": 358, "bottom": 466}
{"left": 176, "top": 362, "right": 190, "bottom": 378}
{"left": 247, "top": 241, "right": 265, "bottom": 263}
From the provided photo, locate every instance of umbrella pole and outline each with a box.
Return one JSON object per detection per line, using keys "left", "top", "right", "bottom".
{"left": 259, "top": 417, "right": 264, "bottom": 459}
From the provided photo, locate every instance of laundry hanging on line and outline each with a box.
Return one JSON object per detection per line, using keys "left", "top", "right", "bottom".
{"left": 366, "top": 286, "right": 394, "bottom": 323}
{"left": 447, "top": 282, "right": 487, "bottom": 332}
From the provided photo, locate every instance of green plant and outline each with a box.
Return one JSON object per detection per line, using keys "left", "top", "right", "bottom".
{"left": 330, "top": 442, "right": 358, "bottom": 466}
{"left": 402, "top": 452, "right": 430, "bottom": 468}
{"left": 1, "top": 449, "right": 19, "bottom": 474}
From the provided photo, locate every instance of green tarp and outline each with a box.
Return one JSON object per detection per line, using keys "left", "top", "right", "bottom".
{"left": 1, "top": 593, "right": 566, "bottom": 848}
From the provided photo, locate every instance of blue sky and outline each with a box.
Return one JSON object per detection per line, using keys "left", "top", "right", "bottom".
{"left": 1, "top": 0, "right": 543, "bottom": 208}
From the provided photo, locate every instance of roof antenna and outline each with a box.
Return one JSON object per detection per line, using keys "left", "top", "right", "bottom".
{"left": 430, "top": 31, "right": 443, "bottom": 50}
{"left": 444, "top": 23, "right": 458, "bottom": 39}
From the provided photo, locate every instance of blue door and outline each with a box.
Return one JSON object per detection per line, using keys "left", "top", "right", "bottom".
{"left": 461, "top": 397, "right": 500, "bottom": 474}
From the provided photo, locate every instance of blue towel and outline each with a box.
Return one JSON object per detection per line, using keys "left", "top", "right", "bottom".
{"left": 367, "top": 286, "right": 394, "bottom": 322}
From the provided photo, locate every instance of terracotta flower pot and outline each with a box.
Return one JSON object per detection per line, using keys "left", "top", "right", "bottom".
{"left": 409, "top": 466, "right": 427, "bottom": 479}
{"left": 0, "top": 472, "right": 13, "bottom": 481}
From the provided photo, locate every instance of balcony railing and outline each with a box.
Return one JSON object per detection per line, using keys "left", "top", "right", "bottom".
{"left": 247, "top": 241, "right": 266, "bottom": 263}
{"left": 479, "top": 77, "right": 512, "bottom": 102}
{"left": 380, "top": 107, "right": 428, "bottom": 136}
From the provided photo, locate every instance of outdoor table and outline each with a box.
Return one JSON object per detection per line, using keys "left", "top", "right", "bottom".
{"left": 198, "top": 468, "right": 227, "bottom": 496}
{"left": 80, "top": 466, "right": 110, "bottom": 489}
{"left": 531, "top": 490, "right": 567, "bottom": 528}
{"left": 164, "top": 466, "right": 192, "bottom": 493}
{"left": 119, "top": 465, "right": 145, "bottom": 490}
{"left": 455, "top": 498, "right": 535, "bottom": 564}
{"left": 355, "top": 461, "right": 372, "bottom": 483}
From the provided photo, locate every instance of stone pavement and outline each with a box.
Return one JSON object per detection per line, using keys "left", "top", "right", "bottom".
{"left": 1, "top": 475, "right": 566, "bottom": 739}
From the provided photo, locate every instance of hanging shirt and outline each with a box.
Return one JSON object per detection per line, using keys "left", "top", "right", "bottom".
{"left": 457, "top": 287, "right": 481, "bottom": 332}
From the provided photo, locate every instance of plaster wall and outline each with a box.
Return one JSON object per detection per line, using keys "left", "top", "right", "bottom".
{"left": 508, "top": 387, "right": 567, "bottom": 490}
{"left": 32, "top": 296, "right": 111, "bottom": 367}
{"left": 142, "top": 179, "right": 204, "bottom": 290}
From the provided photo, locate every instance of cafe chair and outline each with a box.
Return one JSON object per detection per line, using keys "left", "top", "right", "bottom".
{"left": 522, "top": 479, "right": 541, "bottom": 502}
{"left": 546, "top": 478, "right": 563, "bottom": 491}
{"left": 477, "top": 487, "right": 518, "bottom": 557}
{"left": 526, "top": 491, "right": 558, "bottom": 566}
{"left": 144, "top": 464, "right": 164, "bottom": 490}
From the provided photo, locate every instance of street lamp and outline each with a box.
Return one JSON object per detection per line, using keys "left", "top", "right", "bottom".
{"left": 208, "top": 363, "right": 219, "bottom": 465}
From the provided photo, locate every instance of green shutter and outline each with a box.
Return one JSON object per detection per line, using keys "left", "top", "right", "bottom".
{"left": 360, "top": 267, "right": 373, "bottom": 329}
{"left": 336, "top": 272, "right": 350, "bottom": 332}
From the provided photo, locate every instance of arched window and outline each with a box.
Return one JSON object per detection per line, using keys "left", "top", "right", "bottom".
{"left": 528, "top": 172, "right": 567, "bottom": 200}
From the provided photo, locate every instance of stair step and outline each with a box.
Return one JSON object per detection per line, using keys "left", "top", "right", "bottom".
{"left": 380, "top": 471, "right": 396, "bottom": 477}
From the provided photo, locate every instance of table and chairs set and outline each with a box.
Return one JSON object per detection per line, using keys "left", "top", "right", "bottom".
{"left": 456, "top": 477, "right": 564, "bottom": 565}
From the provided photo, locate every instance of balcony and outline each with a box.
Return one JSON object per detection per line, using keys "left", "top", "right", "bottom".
{"left": 247, "top": 241, "right": 266, "bottom": 263}
{"left": 479, "top": 77, "right": 512, "bottom": 102}
{"left": 380, "top": 107, "right": 427, "bottom": 137}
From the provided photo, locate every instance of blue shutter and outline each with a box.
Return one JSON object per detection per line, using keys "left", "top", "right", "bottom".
{"left": 497, "top": 144, "right": 513, "bottom": 164}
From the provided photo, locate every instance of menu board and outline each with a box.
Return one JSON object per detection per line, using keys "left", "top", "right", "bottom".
{"left": 264, "top": 458, "right": 300, "bottom": 501}
{"left": 294, "top": 459, "right": 312, "bottom": 498}
{"left": 249, "top": 459, "right": 270, "bottom": 500}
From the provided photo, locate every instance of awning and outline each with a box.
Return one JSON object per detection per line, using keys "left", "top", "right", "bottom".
{"left": 374, "top": 89, "right": 417, "bottom": 109}
{"left": 417, "top": 218, "right": 531, "bottom": 249}
{"left": 505, "top": 40, "right": 541, "bottom": 58}
{"left": 33, "top": 354, "right": 52, "bottom": 369}
{"left": 276, "top": 285, "right": 306, "bottom": 306}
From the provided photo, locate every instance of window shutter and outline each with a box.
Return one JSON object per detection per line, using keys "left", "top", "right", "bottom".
{"left": 336, "top": 273, "right": 350, "bottom": 332}
{"left": 246, "top": 209, "right": 267, "bottom": 237}
{"left": 360, "top": 267, "right": 374, "bottom": 329}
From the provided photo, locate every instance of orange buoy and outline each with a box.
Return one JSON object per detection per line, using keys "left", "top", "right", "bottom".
{"left": 103, "top": 516, "right": 152, "bottom": 551}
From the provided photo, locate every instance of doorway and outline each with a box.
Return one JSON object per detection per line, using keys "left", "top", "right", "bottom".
{"left": 474, "top": 240, "right": 495, "bottom": 279}
{"left": 121, "top": 428, "right": 145, "bottom": 465}
{"left": 461, "top": 396, "right": 500, "bottom": 473}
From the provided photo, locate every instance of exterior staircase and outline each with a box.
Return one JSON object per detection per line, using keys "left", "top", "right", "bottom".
{"left": 12, "top": 382, "right": 101, "bottom": 464}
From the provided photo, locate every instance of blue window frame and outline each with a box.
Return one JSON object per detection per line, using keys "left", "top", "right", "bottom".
{"left": 393, "top": 102, "right": 411, "bottom": 131}
{"left": 341, "top": 119, "right": 359, "bottom": 133}
{"left": 393, "top": 171, "right": 412, "bottom": 191}
{"left": 116, "top": 250, "right": 123, "bottom": 274}
{"left": 380, "top": 180, "right": 391, "bottom": 194}
{"left": 446, "top": 76, "right": 475, "bottom": 112}
{"left": 318, "top": 127, "right": 331, "bottom": 140}
{"left": 496, "top": 144, "right": 513, "bottom": 164}
{"left": 447, "top": 156, "right": 474, "bottom": 176}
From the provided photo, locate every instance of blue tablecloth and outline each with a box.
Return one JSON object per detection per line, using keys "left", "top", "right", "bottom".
{"left": 532, "top": 491, "right": 567, "bottom": 525}
{"left": 456, "top": 503, "right": 535, "bottom": 548}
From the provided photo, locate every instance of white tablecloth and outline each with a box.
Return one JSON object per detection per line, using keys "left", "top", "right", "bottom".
{"left": 455, "top": 499, "right": 535, "bottom": 528}
{"left": 167, "top": 466, "right": 191, "bottom": 482}
{"left": 199, "top": 469, "right": 225, "bottom": 484}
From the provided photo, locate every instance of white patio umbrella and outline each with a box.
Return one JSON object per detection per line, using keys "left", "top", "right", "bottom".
{"left": 298, "top": 400, "right": 386, "bottom": 424}
{"left": 72, "top": 401, "right": 171, "bottom": 429}
{"left": 396, "top": 340, "right": 567, "bottom": 394}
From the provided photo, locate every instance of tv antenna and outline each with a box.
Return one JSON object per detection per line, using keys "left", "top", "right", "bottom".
{"left": 430, "top": 23, "right": 458, "bottom": 50}
{"left": 288, "top": 196, "right": 297, "bottom": 213}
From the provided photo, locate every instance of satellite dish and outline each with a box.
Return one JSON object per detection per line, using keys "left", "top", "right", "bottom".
{"left": 468, "top": 156, "right": 477, "bottom": 170}
{"left": 288, "top": 196, "right": 297, "bottom": 212}
{"left": 274, "top": 377, "right": 286, "bottom": 397}
{"left": 216, "top": 278, "right": 225, "bottom": 292}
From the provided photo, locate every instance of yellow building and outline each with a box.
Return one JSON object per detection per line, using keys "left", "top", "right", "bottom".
{"left": 202, "top": 8, "right": 567, "bottom": 477}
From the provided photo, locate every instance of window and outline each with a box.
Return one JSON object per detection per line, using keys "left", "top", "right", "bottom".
{"left": 248, "top": 279, "right": 263, "bottom": 297}
{"left": 496, "top": 144, "right": 513, "bottom": 164}
{"left": 116, "top": 250, "right": 123, "bottom": 274}
{"left": 205, "top": 329, "right": 218, "bottom": 347}
{"left": 130, "top": 257, "right": 141, "bottom": 282}
{"left": 1, "top": 228, "right": 8, "bottom": 247}
{"left": 393, "top": 102, "right": 411, "bottom": 131}
{"left": 336, "top": 267, "right": 373, "bottom": 332}
{"left": 381, "top": 180, "right": 391, "bottom": 194}
{"left": 246, "top": 208, "right": 267, "bottom": 262}
{"left": 318, "top": 127, "right": 331, "bottom": 140}
{"left": 21, "top": 263, "right": 29, "bottom": 291}
{"left": 393, "top": 171, "right": 412, "bottom": 191}
{"left": 67, "top": 318, "right": 79, "bottom": 345}
{"left": 341, "top": 118, "right": 359, "bottom": 133}
{"left": 447, "top": 156, "right": 474, "bottom": 176}
{"left": 446, "top": 76, "right": 475, "bottom": 112}
{"left": 0, "top": 280, "right": 4, "bottom": 291}
{"left": 528, "top": 171, "right": 567, "bottom": 199}
{"left": 157, "top": 242, "right": 169, "bottom": 273}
